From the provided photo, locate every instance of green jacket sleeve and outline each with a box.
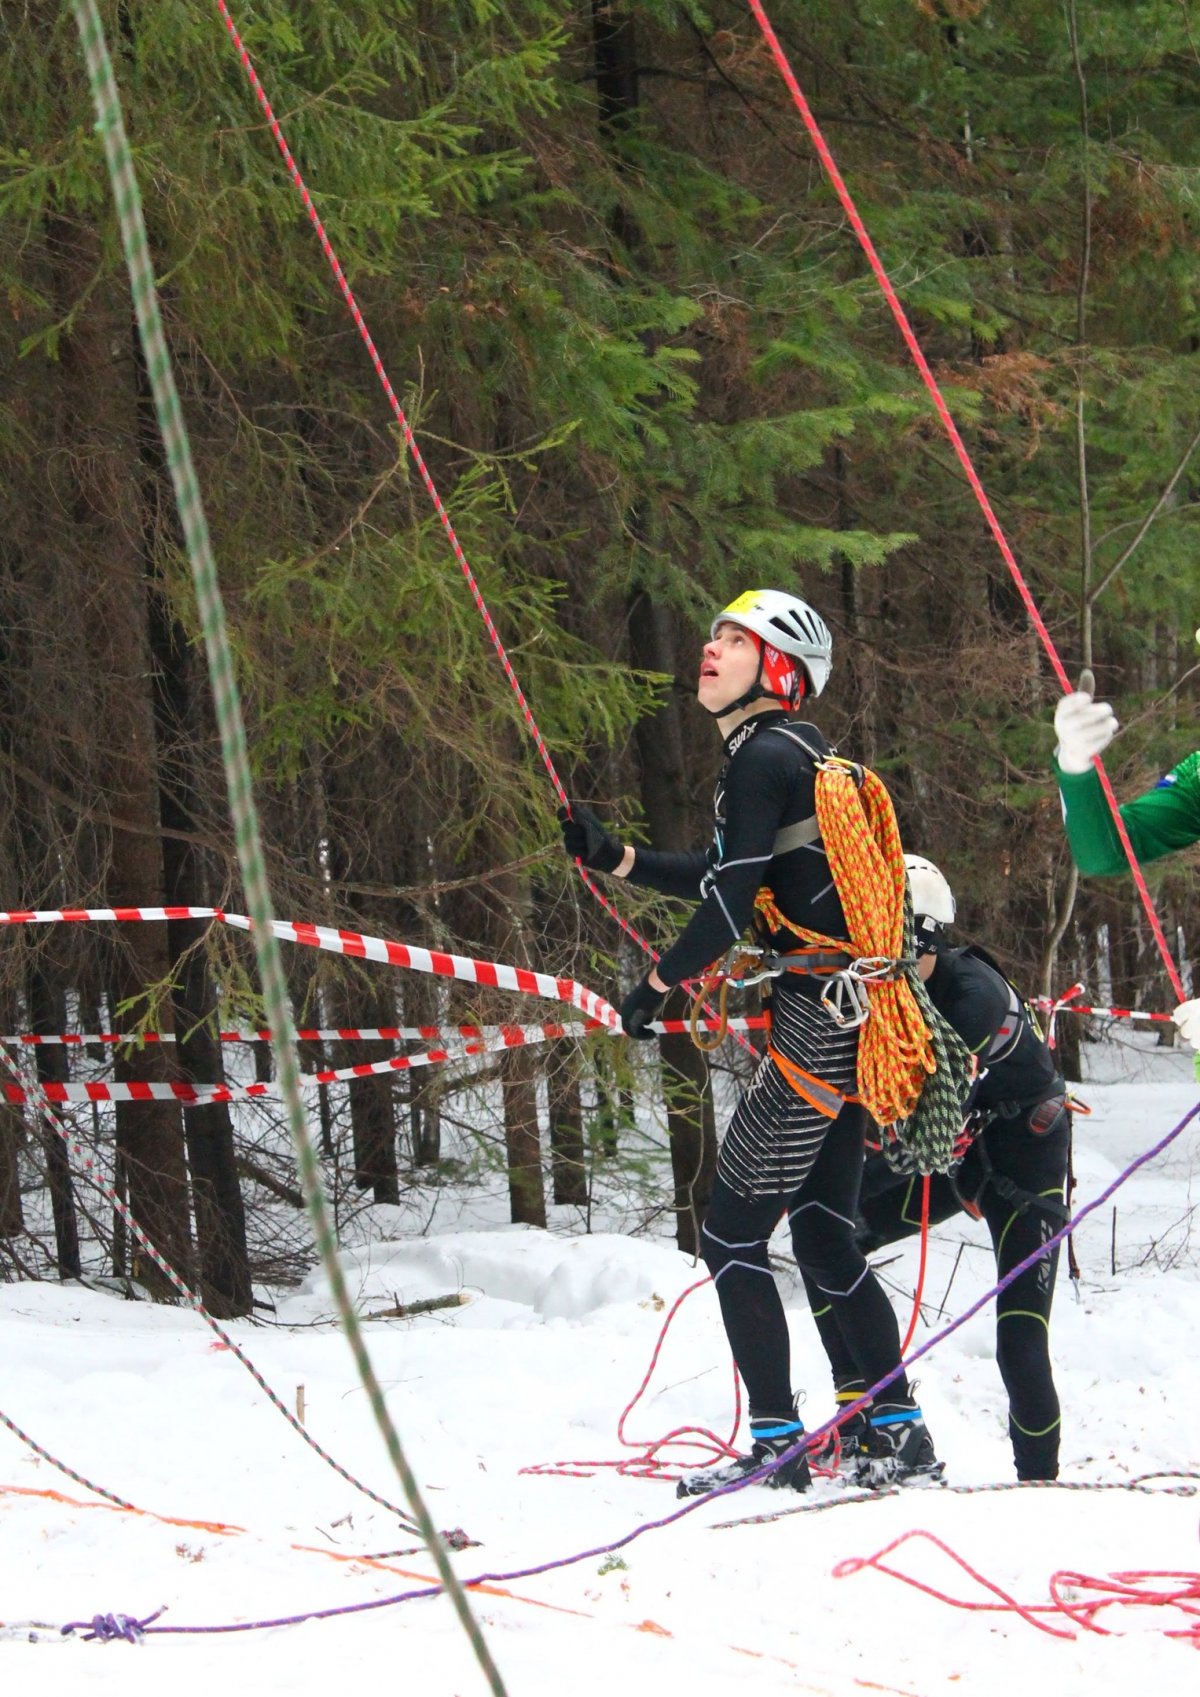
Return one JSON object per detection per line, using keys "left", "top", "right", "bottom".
{"left": 1055, "top": 750, "right": 1200, "bottom": 877}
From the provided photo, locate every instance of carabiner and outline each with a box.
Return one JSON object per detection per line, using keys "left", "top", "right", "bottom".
{"left": 725, "top": 947, "right": 784, "bottom": 989}
{"left": 820, "top": 971, "right": 872, "bottom": 1029}
{"left": 846, "top": 955, "right": 901, "bottom": 983}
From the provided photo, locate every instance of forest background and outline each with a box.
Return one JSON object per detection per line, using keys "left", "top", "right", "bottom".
{"left": 2, "top": 0, "right": 1198, "bottom": 1316}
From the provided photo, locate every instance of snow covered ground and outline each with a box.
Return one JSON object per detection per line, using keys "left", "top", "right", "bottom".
{"left": 3, "top": 1030, "right": 1199, "bottom": 1695}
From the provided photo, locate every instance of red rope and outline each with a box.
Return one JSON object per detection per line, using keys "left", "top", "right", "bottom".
{"left": 519, "top": 1274, "right": 849, "bottom": 1485}
{"left": 898, "top": 1174, "right": 931, "bottom": 1357}
{"left": 520, "top": 1279, "right": 744, "bottom": 1481}
{"left": 744, "top": 1, "right": 1184, "bottom": 1002}
{"left": 215, "top": 1, "right": 760, "bottom": 1049}
{"left": 834, "top": 1527, "right": 1074, "bottom": 1637}
{"left": 834, "top": 1526, "right": 1200, "bottom": 1643}
{"left": 212, "top": 5, "right": 665, "bottom": 970}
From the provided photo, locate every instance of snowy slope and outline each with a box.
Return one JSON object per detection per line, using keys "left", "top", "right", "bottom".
{"left": 2, "top": 1038, "right": 1198, "bottom": 1696}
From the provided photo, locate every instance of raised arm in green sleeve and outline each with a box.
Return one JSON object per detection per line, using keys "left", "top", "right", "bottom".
{"left": 1055, "top": 750, "right": 1200, "bottom": 877}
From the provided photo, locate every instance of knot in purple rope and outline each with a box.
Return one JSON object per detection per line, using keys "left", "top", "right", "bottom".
{"left": 62, "top": 1607, "right": 165, "bottom": 1643}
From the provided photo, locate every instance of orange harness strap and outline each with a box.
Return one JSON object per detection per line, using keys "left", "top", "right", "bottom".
{"left": 764, "top": 1044, "right": 856, "bottom": 1119}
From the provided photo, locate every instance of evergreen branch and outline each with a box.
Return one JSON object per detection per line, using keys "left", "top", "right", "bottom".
{"left": 290, "top": 449, "right": 408, "bottom": 574}
{"left": 0, "top": 748, "right": 228, "bottom": 857}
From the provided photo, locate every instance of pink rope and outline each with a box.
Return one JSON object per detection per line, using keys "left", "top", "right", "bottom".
{"left": 744, "top": 0, "right": 1184, "bottom": 1001}
{"left": 834, "top": 1526, "right": 1200, "bottom": 1643}
{"left": 212, "top": 9, "right": 655, "bottom": 964}
{"left": 520, "top": 1279, "right": 744, "bottom": 1481}
{"left": 213, "top": 1, "right": 754, "bottom": 1048}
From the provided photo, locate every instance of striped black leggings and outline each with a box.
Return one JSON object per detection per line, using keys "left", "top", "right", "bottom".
{"left": 701, "top": 1099, "right": 910, "bottom": 1418}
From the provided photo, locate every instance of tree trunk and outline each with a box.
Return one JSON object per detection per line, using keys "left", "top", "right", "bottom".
{"left": 0, "top": 1101, "right": 22, "bottom": 1240}
{"left": 0, "top": 980, "right": 23, "bottom": 1240}
{"left": 405, "top": 973, "right": 443, "bottom": 1169}
{"left": 335, "top": 963, "right": 401, "bottom": 1205}
{"left": 282, "top": 927, "right": 334, "bottom": 1158}
{"left": 53, "top": 226, "right": 192, "bottom": 1294}
{"left": 500, "top": 1043, "right": 546, "bottom": 1227}
{"left": 141, "top": 406, "right": 251, "bottom": 1315}
{"left": 593, "top": 5, "right": 718, "bottom": 1249}
{"left": 168, "top": 925, "right": 253, "bottom": 1315}
{"left": 27, "top": 973, "right": 81, "bottom": 1278}
{"left": 323, "top": 746, "right": 401, "bottom": 1205}
{"left": 548, "top": 1049, "right": 588, "bottom": 1206}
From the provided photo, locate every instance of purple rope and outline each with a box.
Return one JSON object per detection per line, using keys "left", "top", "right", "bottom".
{"left": 68, "top": 1096, "right": 1198, "bottom": 1640}
{"left": 757, "top": 1095, "right": 1200, "bottom": 1479}
{"left": 62, "top": 1608, "right": 165, "bottom": 1642}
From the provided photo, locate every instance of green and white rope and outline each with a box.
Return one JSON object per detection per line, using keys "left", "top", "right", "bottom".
{"left": 70, "top": 7, "right": 506, "bottom": 1690}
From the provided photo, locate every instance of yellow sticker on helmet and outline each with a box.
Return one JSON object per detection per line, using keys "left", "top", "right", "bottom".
{"left": 721, "top": 591, "right": 764, "bottom": 616}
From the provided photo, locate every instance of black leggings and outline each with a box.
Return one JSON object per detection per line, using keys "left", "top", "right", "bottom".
{"left": 701, "top": 1100, "right": 909, "bottom": 1418}
{"left": 808, "top": 1105, "right": 1070, "bottom": 1479}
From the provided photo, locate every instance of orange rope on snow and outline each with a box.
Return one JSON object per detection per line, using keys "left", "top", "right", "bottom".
{"left": 0, "top": 1482, "right": 243, "bottom": 1536}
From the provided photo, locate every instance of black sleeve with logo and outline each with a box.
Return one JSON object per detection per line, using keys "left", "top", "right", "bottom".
{"left": 631, "top": 715, "right": 851, "bottom": 988}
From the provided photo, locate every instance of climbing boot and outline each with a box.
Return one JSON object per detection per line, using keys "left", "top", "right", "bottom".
{"left": 676, "top": 1411, "right": 813, "bottom": 1499}
{"left": 849, "top": 1400, "right": 944, "bottom": 1489}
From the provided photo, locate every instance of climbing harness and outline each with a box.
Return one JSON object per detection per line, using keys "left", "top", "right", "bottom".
{"left": 683, "top": 721, "right": 971, "bottom": 1165}
{"left": 685, "top": 942, "right": 911, "bottom": 1051}
{"left": 950, "top": 1133, "right": 1071, "bottom": 1228}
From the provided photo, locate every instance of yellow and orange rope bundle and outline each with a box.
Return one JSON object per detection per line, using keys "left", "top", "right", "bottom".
{"left": 755, "top": 761, "right": 936, "bottom": 1129}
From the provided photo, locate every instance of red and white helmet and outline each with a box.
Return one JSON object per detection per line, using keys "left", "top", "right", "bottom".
{"left": 711, "top": 589, "right": 833, "bottom": 698}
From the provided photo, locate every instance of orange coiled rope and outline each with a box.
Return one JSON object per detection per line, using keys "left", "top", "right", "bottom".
{"left": 755, "top": 763, "right": 936, "bottom": 1128}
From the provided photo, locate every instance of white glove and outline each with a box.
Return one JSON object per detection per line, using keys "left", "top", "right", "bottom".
{"left": 1054, "top": 672, "right": 1118, "bottom": 774}
{"left": 1173, "top": 998, "right": 1200, "bottom": 1049}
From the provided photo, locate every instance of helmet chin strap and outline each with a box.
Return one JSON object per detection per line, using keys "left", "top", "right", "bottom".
{"left": 915, "top": 918, "right": 945, "bottom": 956}
{"left": 702, "top": 644, "right": 799, "bottom": 719}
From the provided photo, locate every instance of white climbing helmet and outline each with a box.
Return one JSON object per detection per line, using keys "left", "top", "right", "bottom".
{"left": 904, "top": 854, "right": 956, "bottom": 928}
{"left": 711, "top": 589, "right": 833, "bottom": 698}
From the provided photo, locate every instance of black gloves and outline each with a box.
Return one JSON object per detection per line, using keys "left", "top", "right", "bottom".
{"left": 558, "top": 802, "right": 625, "bottom": 874}
{"left": 620, "top": 975, "right": 667, "bottom": 1041}
{"left": 558, "top": 805, "right": 661, "bottom": 1037}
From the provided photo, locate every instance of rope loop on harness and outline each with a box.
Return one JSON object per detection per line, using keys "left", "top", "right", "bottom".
{"left": 687, "top": 950, "right": 767, "bottom": 1051}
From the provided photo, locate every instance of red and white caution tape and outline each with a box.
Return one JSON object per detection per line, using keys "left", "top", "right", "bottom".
{"left": 2, "top": 1078, "right": 268, "bottom": 1106}
{"left": 2, "top": 1017, "right": 770, "bottom": 1048}
{"left": 0, "top": 1027, "right": 562, "bottom": 1106}
{"left": 1033, "top": 982, "right": 1176, "bottom": 1050}
{"left": 3, "top": 1021, "right": 596, "bottom": 1048}
{"left": 0, "top": 1016, "right": 769, "bottom": 1102}
{"left": 0, "top": 906, "right": 618, "bottom": 1029}
{"left": 1034, "top": 1000, "right": 1173, "bottom": 1024}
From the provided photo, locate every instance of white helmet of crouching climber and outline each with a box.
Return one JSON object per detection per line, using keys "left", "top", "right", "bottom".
{"left": 904, "top": 854, "right": 956, "bottom": 942}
